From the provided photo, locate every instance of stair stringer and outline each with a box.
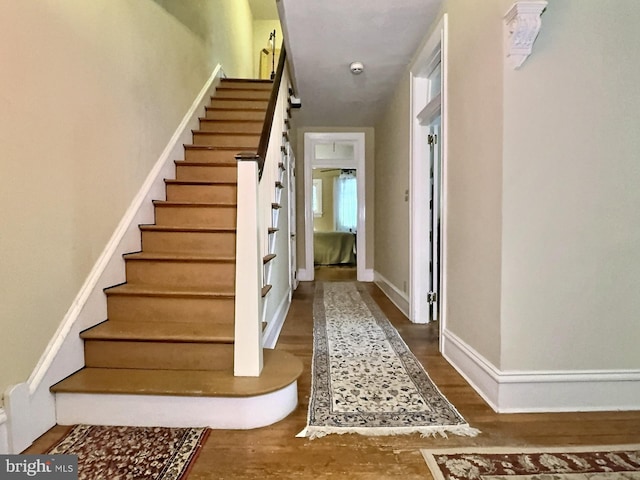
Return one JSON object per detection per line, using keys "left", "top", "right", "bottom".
{"left": 0, "top": 65, "right": 225, "bottom": 454}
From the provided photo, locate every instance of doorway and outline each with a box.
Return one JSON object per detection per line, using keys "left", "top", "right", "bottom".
{"left": 302, "top": 132, "right": 368, "bottom": 282}
{"left": 409, "top": 15, "right": 448, "bottom": 339}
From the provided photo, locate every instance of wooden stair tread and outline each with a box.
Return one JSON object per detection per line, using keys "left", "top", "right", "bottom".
{"left": 105, "top": 283, "right": 235, "bottom": 298}
{"left": 261, "top": 285, "right": 272, "bottom": 297}
{"left": 221, "top": 78, "right": 273, "bottom": 84}
{"left": 205, "top": 106, "right": 266, "bottom": 112}
{"left": 123, "top": 252, "right": 235, "bottom": 262}
{"left": 139, "top": 225, "right": 236, "bottom": 233}
{"left": 164, "top": 179, "right": 237, "bottom": 186}
{"left": 51, "top": 350, "right": 302, "bottom": 398}
{"left": 81, "top": 321, "right": 234, "bottom": 343}
{"left": 199, "top": 119, "right": 263, "bottom": 125}
{"left": 192, "top": 130, "right": 260, "bottom": 136}
{"left": 184, "top": 145, "right": 258, "bottom": 153}
{"left": 153, "top": 200, "right": 236, "bottom": 207}
{"left": 263, "top": 254, "right": 276, "bottom": 264}
{"left": 174, "top": 160, "right": 237, "bottom": 167}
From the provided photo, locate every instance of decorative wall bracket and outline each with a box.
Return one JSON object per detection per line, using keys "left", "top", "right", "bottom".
{"left": 504, "top": 1, "right": 548, "bottom": 69}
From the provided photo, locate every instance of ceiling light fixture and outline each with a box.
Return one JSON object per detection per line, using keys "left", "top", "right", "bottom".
{"left": 349, "top": 62, "right": 364, "bottom": 75}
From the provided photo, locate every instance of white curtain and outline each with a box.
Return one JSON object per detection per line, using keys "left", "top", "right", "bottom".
{"left": 334, "top": 170, "right": 357, "bottom": 232}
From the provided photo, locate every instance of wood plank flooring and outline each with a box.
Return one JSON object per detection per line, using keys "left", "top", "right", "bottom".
{"left": 25, "top": 266, "right": 640, "bottom": 478}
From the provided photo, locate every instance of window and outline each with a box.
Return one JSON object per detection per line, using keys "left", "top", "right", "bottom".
{"left": 312, "top": 179, "right": 323, "bottom": 217}
{"left": 334, "top": 170, "right": 357, "bottom": 232}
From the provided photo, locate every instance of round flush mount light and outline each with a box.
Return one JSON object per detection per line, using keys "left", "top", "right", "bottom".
{"left": 349, "top": 61, "right": 364, "bottom": 75}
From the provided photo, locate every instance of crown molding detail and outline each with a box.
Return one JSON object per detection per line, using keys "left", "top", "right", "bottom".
{"left": 504, "top": 1, "right": 548, "bottom": 69}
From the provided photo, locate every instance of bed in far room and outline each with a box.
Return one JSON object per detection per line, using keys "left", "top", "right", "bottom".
{"left": 314, "top": 231, "right": 356, "bottom": 265}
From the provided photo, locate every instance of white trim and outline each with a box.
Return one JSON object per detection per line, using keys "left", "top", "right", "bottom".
{"left": 439, "top": 16, "right": 449, "bottom": 351}
{"left": 373, "top": 271, "right": 410, "bottom": 318}
{"left": 4, "top": 383, "right": 30, "bottom": 454}
{"left": 409, "top": 15, "right": 448, "bottom": 327}
{"left": 263, "top": 290, "right": 291, "bottom": 348}
{"left": 55, "top": 381, "right": 298, "bottom": 429}
{"left": 303, "top": 132, "right": 368, "bottom": 282}
{"left": 297, "top": 268, "right": 313, "bottom": 282}
{"left": 234, "top": 161, "right": 264, "bottom": 377}
{"left": 442, "top": 328, "right": 640, "bottom": 413}
{"left": 0, "top": 409, "right": 8, "bottom": 455}
{"left": 504, "top": 1, "right": 548, "bottom": 69}
{"left": 11, "top": 64, "right": 224, "bottom": 451}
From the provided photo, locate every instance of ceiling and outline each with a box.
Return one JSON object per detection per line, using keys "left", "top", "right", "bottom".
{"left": 273, "top": 0, "right": 443, "bottom": 127}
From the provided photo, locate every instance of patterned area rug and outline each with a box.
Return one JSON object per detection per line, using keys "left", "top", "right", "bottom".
{"left": 297, "top": 281, "right": 479, "bottom": 439}
{"left": 47, "top": 425, "right": 209, "bottom": 480}
{"left": 421, "top": 445, "right": 640, "bottom": 480}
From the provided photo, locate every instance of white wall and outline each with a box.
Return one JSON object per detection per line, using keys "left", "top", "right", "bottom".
{"left": 0, "top": 0, "right": 254, "bottom": 405}
{"left": 501, "top": 0, "right": 640, "bottom": 371}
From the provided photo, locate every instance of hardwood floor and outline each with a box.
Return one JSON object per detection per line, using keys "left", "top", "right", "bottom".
{"left": 26, "top": 269, "right": 640, "bottom": 478}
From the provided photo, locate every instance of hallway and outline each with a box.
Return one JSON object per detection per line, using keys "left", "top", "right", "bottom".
{"left": 26, "top": 276, "right": 640, "bottom": 478}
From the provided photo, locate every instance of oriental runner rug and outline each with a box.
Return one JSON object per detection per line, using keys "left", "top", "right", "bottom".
{"left": 297, "top": 281, "right": 479, "bottom": 439}
{"left": 47, "top": 425, "right": 209, "bottom": 480}
{"left": 421, "top": 445, "right": 640, "bottom": 480}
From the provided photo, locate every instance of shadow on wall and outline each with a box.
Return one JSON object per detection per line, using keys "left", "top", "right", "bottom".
{"left": 151, "top": 0, "right": 210, "bottom": 40}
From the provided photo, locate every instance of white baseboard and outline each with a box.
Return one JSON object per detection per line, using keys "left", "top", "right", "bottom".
{"left": 442, "top": 328, "right": 640, "bottom": 413}
{"left": 0, "top": 409, "right": 8, "bottom": 454}
{"left": 55, "top": 381, "right": 298, "bottom": 429}
{"left": 373, "top": 271, "right": 410, "bottom": 318}
{"left": 263, "top": 289, "right": 292, "bottom": 349}
{"left": 360, "top": 268, "right": 375, "bottom": 282}
{"left": 6, "top": 64, "right": 224, "bottom": 452}
{"left": 297, "top": 268, "right": 313, "bottom": 282}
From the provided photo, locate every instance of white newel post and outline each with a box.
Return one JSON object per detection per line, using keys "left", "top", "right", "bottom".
{"left": 234, "top": 159, "right": 264, "bottom": 376}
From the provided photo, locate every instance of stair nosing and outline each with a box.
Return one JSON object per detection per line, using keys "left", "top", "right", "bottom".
{"left": 153, "top": 200, "right": 236, "bottom": 207}
{"left": 191, "top": 130, "right": 261, "bottom": 136}
{"left": 104, "top": 284, "right": 235, "bottom": 298}
{"left": 123, "top": 252, "right": 235, "bottom": 262}
{"left": 139, "top": 225, "right": 236, "bottom": 233}
{"left": 81, "top": 321, "right": 235, "bottom": 344}
{"left": 174, "top": 160, "right": 237, "bottom": 167}
{"left": 164, "top": 179, "right": 237, "bottom": 186}
{"left": 183, "top": 144, "right": 257, "bottom": 151}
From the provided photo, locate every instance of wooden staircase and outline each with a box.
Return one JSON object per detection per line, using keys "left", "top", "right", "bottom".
{"left": 51, "top": 79, "right": 302, "bottom": 429}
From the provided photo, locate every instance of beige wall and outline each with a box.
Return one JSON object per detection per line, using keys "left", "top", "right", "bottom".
{"left": 0, "top": 0, "right": 254, "bottom": 402}
{"left": 374, "top": 71, "right": 411, "bottom": 294}
{"left": 295, "top": 127, "right": 375, "bottom": 272}
{"left": 500, "top": 0, "right": 640, "bottom": 370}
{"left": 253, "top": 20, "right": 283, "bottom": 78}
{"left": 442, "top": 0, "right": 508, "bottom": 366}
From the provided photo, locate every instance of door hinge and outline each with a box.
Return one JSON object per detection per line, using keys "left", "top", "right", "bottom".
{"left": 428, "top": 134, "right": 438, "bottom": 145}
{"left": 427, "top": 291, "right": 437, "bottom": 304}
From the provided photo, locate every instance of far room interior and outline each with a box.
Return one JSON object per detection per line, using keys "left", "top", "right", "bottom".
{"left": 311, "top": 141, "right": 358, "bottom": 275}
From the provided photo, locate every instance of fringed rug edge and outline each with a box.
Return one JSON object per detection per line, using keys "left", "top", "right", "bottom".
{"left": 297, "top": 424, "right": 480, "bottom": 440}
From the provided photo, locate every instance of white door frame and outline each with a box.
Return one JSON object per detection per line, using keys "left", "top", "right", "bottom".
{"left": 301, "top": 132, "right": 368, "bottom": 281}
{"left": 409, "top": 14, "right": 448, "bottom": 335}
